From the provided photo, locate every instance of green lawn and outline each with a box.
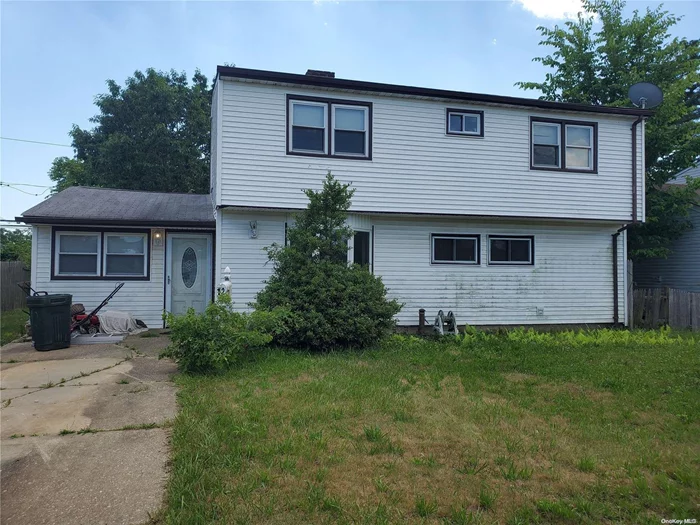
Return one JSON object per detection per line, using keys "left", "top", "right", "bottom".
{"left": 164, "top": 330, "right": 699, "bottom": 524}
{"left": 1, "top": 308, "right": 28, "bottom": 346}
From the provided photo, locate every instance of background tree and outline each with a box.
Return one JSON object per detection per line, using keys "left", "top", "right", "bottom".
{"left": 256, "top": 173, "right": 402, "bottom": 351}
{"left": 0, "top": 229, "right": 31, "bottom": 266}
{"left": 51, "top": 68, "right": 211, "bottom": 193}
{"left": 516, "top": 0, "right": 700, "bottom": 259}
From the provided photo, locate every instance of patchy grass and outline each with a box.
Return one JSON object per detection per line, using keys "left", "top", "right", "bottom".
{"left": 165, "top": 330, "right": 699, "bottom": 524}
{"left": 1, "top": 308, "right": 27, "bottom": 346}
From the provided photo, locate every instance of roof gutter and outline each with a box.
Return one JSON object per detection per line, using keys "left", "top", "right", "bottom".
{"left": 217, "top": 66, "right": 654, "bottom": 118}
{"left": 631, "top": 115, "right": 646, "bottom": 223}
{"left": 16, "top": 217, "right": 216, "bottom": 229}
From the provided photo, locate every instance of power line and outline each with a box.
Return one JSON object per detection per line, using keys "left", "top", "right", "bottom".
{"left": 0, "top": 182, "right": 52, "bottom": 188}
{"left": 0, "top": 182, "right": 51, "bottom": 196}
{"left": 1, "top": 136, "right": 72, "bottom": 148}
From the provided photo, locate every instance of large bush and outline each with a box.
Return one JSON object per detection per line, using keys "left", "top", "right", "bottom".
{"left": 255, "top": 173, "right": 402, "bottom": 350}
{"left": 162, "top": 295, "right": 286, "bottom": 373}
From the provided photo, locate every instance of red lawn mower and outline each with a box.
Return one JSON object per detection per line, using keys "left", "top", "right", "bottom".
{"left": 70, "top": 282, "right": 125, "bottom": 335}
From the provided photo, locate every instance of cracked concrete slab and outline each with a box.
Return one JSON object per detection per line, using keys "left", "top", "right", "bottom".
{"left": 0, "top": 429, "right": 169, "bottom": 525}
{"left": 62, "top": 361, "right": 134, "bottom": 386}
{"left": 0, "top": 342, "right": 132, "bottom": 363}
{"left": 85, "top": 382, "right": 177, "bottom": 430}
{"left": 1, "top": 384, "right": 98, "bottom": 438}
{"left": 0, "top": 339, "right": 177, "bottom": 524}
{"left": 1, "top": 387, "right": 42, "bottom": 401}
{"left": 0, "top": 358, "right": 124, "bottom": 389}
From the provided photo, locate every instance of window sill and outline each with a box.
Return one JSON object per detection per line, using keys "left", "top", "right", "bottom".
{"left": 287, "top": 150, "right": 372, "bottom": 161}
{"left": 530, "top": 165, "right": 597, "bottom": 174}
{"left": 51, "top": 275, "right": 149, "bottom": 281}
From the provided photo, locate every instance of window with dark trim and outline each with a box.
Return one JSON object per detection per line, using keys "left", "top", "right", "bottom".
{"left": 431, "top": 234, "right": 480, "bottom": 264}
{"left": 353, "top": 230, "right": 371, "bottom": 266}
{"left": 488, "top": 236, "right": 534, "bottom": 265}
{"left": 55, "top": 232, "right": 100, "bottom": 276}
{"left": 52, "top": 228, "right": 150, "bottom": 280}
{"left": 287, "top": 95, "right": 372, "bottom": 159}
{"left": 531, "top": 117, "right": 597, "bottom": 172}
{"left": 446, "top": 109, "right": 484, "bottom": 137}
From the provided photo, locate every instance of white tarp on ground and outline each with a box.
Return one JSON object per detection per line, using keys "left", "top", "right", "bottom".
{"left": 98, "top": 310, "right": 148, "bottom": 335}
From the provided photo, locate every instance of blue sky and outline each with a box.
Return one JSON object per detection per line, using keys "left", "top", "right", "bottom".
{"left": 1, "top": 0, "right": 698, "bottom": 222}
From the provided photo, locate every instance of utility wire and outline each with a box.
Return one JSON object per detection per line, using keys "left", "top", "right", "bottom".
{"left": 0, "top": 182, "right": 51, "bottom": 196}
{"left": 0, "top": 182, "right": 52, "bottom": 188}
{"left": 1, "top": 136, "right": 72, "bottom": 148}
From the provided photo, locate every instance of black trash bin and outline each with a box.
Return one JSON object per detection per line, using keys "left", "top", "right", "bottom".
{"left": 27, "top": 293, "right": 72, "bottom": 351}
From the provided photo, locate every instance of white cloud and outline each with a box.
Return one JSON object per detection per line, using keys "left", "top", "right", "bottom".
{"left": 513, "top": 0, "right": 590, "bottom": 20}
{"left": 492, "top": 38, "right": 497, "bottom": 45}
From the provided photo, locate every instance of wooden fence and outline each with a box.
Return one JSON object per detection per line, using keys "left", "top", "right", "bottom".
{"left": 633, "top": 287, "right": 700, "bottom": 331}
{"left": 1, "top": 261, "right": 30, "bottom": 312}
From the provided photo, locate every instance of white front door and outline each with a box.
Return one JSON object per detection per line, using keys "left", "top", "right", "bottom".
{"left": 166, "top": 233, "right": 212, "bottom": 315}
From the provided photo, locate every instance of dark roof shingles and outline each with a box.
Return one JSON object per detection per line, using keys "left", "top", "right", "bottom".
{"left": 19, "top": 186, "right": 214, "bottom": 226}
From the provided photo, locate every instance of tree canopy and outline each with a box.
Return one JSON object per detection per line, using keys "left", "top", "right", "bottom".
{"left": 516, "top": 0, "right": 700, "bottom": 259}
{"left": 49, "top": 69, "right": 211, "bottom": 194}
{"left": 0, "top": 229, "right": 31, "bottom": 266}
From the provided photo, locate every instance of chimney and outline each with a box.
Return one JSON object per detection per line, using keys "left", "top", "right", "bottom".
{"left": 306, "top": 69, "right": 335, "bottom": 78}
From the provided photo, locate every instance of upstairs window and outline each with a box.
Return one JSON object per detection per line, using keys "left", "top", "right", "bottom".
{"left": 332, "top": 106, "right": 368, "bottom": 156}
{"left": 531, "top": 118, "right": 596, "bottom": 172}
{"left": 288, "top": 96, "right": 372, "bottom": 159}
{"left": 446, "top": 109, "right": 484, "bottom": 137}
{"left": 488, "top": 236, "right": 534, "bottom": 265}
{"left": 431, "top": 234, "right": 480, "bottom": 264}
{"left": 290, "top": 101, "right": 327, "bottom": 154}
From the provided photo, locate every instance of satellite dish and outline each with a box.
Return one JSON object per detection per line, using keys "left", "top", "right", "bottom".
{"left": 628, "top": 82, "right": 663, "bottom": 109}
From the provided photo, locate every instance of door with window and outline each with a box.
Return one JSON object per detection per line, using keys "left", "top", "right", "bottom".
{"left": 166, "top": 234, "right": 212, "bottom": 315}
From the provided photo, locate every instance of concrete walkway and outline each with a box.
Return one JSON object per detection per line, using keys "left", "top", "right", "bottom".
{"left": 0, "top": 332, "right": 177, "bottom": 525}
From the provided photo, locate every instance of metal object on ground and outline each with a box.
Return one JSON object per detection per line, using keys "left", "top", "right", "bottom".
{"left": 432, "top": 310, "right": 458, "bottom": 336}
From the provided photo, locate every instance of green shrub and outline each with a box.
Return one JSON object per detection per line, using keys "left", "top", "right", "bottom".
{"left": 162, "top": 295, "right": 287, "bottom": 373}
{"left": 255, "top": 173, "right": 402, "bottom": 351}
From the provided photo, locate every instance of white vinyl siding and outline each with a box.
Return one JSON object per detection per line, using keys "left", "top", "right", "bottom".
{"left": 217, "top": 79, "right": 641, "bottom": 221}
{"left": 217, "top": 211, "right": 625, "bottom": 326}
{"left": 34, "top": 225, "right": 165, "bottom": 328}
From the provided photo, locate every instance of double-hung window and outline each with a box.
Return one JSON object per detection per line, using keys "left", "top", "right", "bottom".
{"left": 53, "top": 229, "right": 149, "bottom": 279}
{"left": 431, "top": 234, "right": 480, "bottom": 264}
{"left": 446, "top": 109, "right": 483, "bottom": 137}
{"left": 332, "top": 105, "right": 369, "bottom": 156}
{"left": 531, "top": 118, "right": 596, "bottom": 172}
{"left": 104, "top": 233, "right": 147, "bottom": 276}
{"left": 55, "top": 232, "right": 100, "bottom": 276}
{"left": 288, "top": 96, "right": 371, "bottom": 159}
{"left": 290, "top": 101, "right": 327, "bottom": 154}
{"left": 488, "top": 236, "right": 534, "bottom": 265}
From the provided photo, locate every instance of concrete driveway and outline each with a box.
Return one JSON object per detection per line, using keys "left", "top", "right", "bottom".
{"left": 0, "top": 333, "right": 178, "bottom": 525}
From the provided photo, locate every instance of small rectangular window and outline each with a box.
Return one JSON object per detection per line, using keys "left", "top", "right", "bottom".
{"left": 431, "top": 234, "right": 480, "bottom": 264}
{"left": 488, "top": 236, "right": 534, "bottom": 265}
{"left": 333, "top": 105, "right": 368, "bottom": 156}
{"left": 104, "top": 233, "right": 147, "bottom": 277}
{"left": 353, "top": 231, "right": 371, "bottom": 266}
{"left": 290, "top": 101, "right": 327, "bottom": 153}
{"left": 55, "top": 232, "right": 100, "bottom": 276}
{"left": 446, "top": 109, "right": 483, "bottom": 137}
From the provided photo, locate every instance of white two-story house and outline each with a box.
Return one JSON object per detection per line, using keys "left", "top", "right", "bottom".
{"left": 19, "top": 66, "right": 650, "bottom": 328}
